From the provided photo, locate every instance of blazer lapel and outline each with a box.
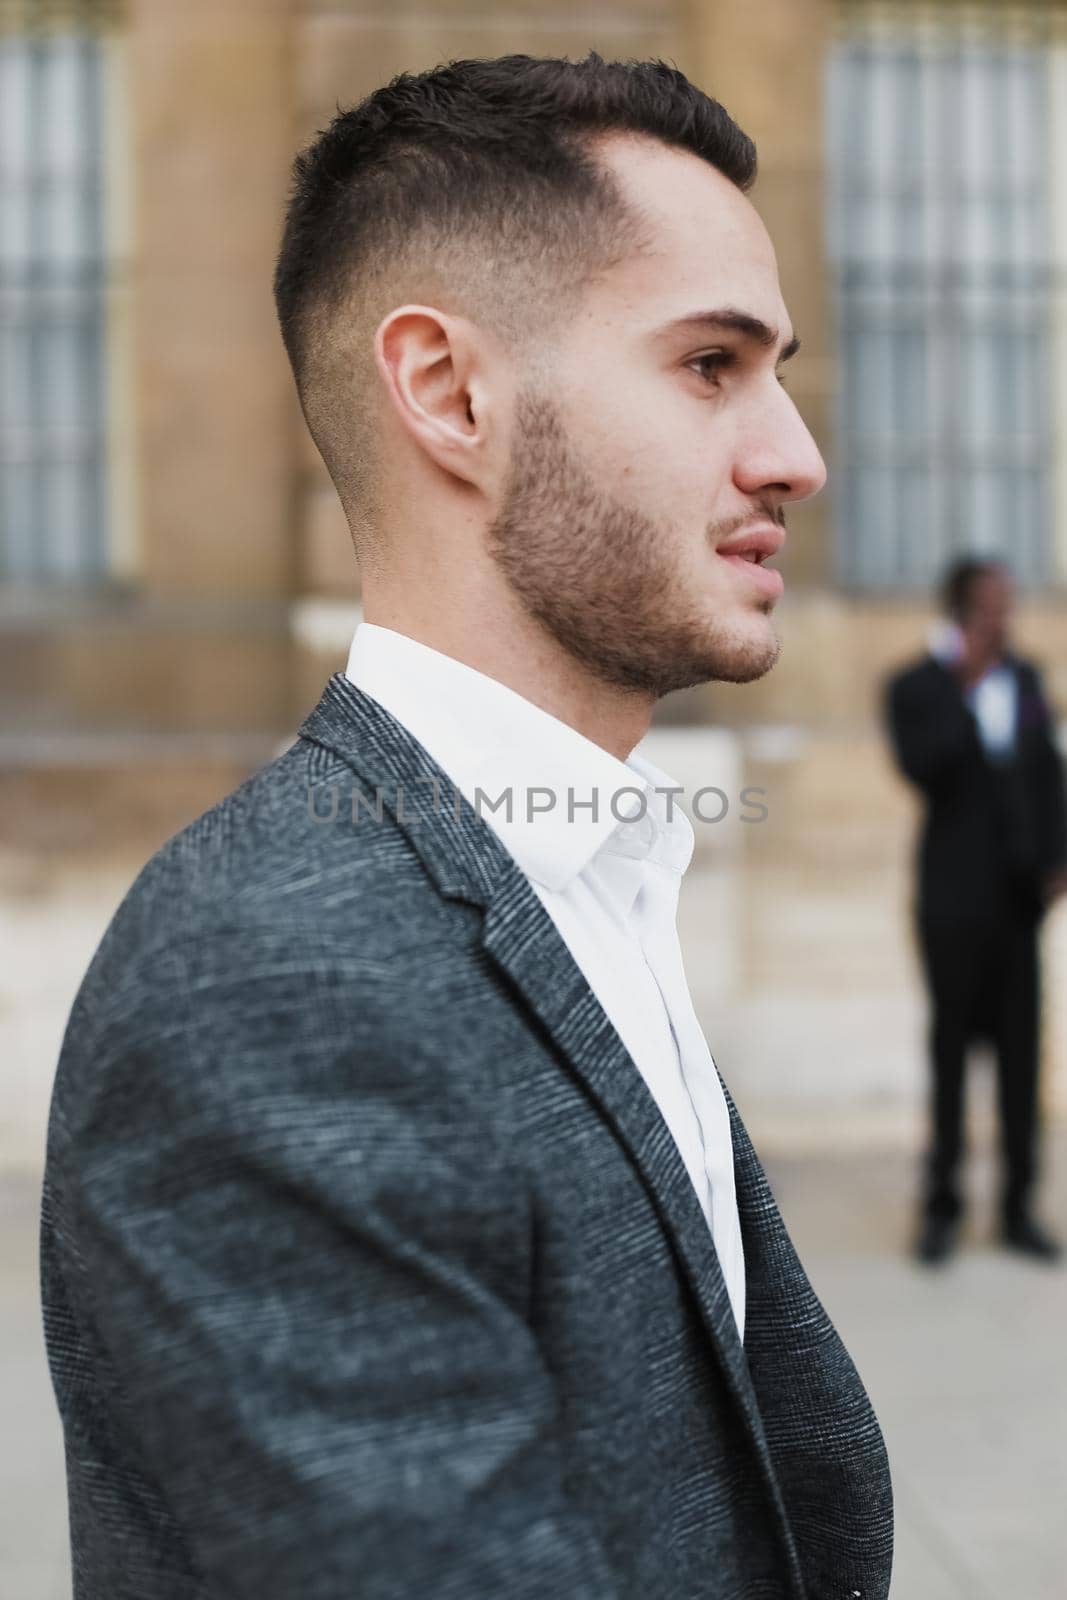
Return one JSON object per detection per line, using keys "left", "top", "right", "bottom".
{"left": 479, "top": 868, "right": 805, "bottom": 1591}
{"left": 299, "top": 675, "right": 804, "bottom": 1583}
{"left": 725, "top": 1076, "right": 894, "bottom": 1589}
{"left": 480, "top": 870, "right": 765, "bottom": 1419}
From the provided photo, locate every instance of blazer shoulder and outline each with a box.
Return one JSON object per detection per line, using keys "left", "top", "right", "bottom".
{"left": 74, "top": 737, "right": 454, "bottom": 1030}
{"left": 884, "top": 654, "right": 942, "bottom": 701}
{"left": 48, "top": 731, "right": 507, "bottom": 1201}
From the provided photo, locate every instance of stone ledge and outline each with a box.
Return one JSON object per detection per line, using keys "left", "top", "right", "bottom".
{"left": 0, "top": 594, "right": 297, "bottom": 735}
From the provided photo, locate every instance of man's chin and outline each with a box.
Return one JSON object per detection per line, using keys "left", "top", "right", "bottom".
{"left": 700, "top": 613, "right": 781, "bottom": 686}
{"left": 632, "top": 619, "right": 781, "bottom": 696}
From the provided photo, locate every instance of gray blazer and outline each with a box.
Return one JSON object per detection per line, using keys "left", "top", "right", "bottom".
{"left": 41, "top": 673, "right": 893, "bottom": 1599}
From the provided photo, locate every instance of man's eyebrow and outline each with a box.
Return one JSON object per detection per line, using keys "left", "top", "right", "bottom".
{"left": 656, "top": 308, "right": 801, "bottom": 362}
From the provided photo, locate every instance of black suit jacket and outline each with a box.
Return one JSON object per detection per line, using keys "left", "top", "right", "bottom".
{"left": 884, "top": 652, "right": 1067, "bottom": 924}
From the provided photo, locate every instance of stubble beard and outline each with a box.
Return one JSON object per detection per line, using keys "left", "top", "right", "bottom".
{"left": 484, "top": 386, "right": 782, "bottom": 699}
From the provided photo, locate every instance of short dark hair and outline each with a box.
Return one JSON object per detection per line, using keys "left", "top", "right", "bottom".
{"left": 941, "top": 554, "right": 1008, "bottom": 621}
{"left": 273, "top": 52, "right": 756, "bottom": 536}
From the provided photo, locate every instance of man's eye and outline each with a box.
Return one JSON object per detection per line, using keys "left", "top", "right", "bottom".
{"left": 689, "top": 352, "right": 734, "bottom": 385}
{"left": 689, "top": 353, "right": 791, "bottom": 389}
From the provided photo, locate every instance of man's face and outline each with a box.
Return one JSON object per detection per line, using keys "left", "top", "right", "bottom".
{"left": 963, "top": 567, "right": 1014, "bottom": 658}
{"left": 485, "top": 135, "right": 826, "bottom": 698}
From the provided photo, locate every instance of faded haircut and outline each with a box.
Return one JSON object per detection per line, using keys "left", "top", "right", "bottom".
{"left": 273, "top": 52, "right": 756, "bottom": 547}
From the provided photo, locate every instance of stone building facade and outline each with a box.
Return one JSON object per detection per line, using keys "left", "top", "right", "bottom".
{"left": 4, "top": 0, "right": 1067, "bottom": 1140}
{"left": 4, "top": 0, "right": 1066, "bottom": 742}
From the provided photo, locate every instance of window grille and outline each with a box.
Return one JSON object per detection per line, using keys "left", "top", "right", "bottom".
{"left": 826, "top": 1, "right": 1066, "bottom": 593}
{"left": 0, "top": 0, "right": 124, "bottom": 582}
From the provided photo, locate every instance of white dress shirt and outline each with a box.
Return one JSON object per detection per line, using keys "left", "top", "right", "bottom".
{"left": 344, "top": 622, "right": 745, "bottom": 1338}
{"left": 966, "top": 664, "right": 1018, "bottom": 760}
{"left": 926, "top": 622, "right": 1018, "bottom": 760}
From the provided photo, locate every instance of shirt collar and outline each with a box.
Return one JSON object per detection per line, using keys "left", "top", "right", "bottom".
{"left": 344, "top": 623, "right": 693, "bottom": 895}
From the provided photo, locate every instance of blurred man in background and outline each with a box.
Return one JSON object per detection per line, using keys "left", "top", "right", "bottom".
{"left": 886, "top": 556, "right": 1067, "bottom": 1266}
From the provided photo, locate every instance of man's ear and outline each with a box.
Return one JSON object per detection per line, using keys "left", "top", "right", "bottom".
{"left": 374, "top": 305, "right": 492, "bottom": 490}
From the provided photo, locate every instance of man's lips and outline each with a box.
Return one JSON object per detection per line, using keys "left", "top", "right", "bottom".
{"left": 715, "top": 524, "right": 785, "bottom": 598}
{"left": 716, "top": 523, "right": 785, "bottom": 563}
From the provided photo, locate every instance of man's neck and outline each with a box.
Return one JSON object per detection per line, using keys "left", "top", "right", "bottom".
{"left": 360, "top": 607, "right": 656, "bottom": 762}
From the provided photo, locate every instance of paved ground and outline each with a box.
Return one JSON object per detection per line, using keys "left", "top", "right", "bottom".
{"left": 767, "top": 1133, "right": 1067, "bottom": 1600}
{"left": 5, "top": 1130, "right": 1064, "bottom": 1600}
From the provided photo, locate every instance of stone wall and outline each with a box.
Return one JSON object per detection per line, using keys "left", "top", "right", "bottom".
{"left": 5, "top": 0, "right": 1067, "bottom": 742}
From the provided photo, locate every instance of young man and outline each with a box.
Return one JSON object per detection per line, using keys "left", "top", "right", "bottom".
{"left": 886, "top": 556, "right": 1067, "bottom": 1265}
{"left": 42, "top": 55, "right": 893, "bottom": 1599}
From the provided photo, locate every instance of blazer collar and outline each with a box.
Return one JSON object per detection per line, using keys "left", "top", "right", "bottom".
{"left": 344, "top": 621, "right": 671, "bottom": 895}
{"left": 299, "top": 672, "right": 805, "bottom": 1591}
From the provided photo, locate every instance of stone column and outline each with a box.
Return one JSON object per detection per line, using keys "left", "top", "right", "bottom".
{"left": 132, "top": 0, "right": 296, "bottom": 603}
{"left": 679, "top": 0, "right": 835, "bottom": 590}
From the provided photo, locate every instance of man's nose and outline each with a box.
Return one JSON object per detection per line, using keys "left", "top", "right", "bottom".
{"left": 735, "top": 391, "right": 827, "bottom": 506}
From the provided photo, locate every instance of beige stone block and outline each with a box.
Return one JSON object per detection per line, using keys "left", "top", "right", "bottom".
{"left": 117, "top": 623, "right": 292, "bottom": 733}
{"left": 297, "top": 0, "right": 676, "bottom": 16}
{"left": 0, "top": 762, "right": 278, "bottom": 861}
{"left": 132, "top": 2, "right": 294, "bottom": 272}
{"left": 297, "top": 18, "right": 683, "bottom": 126}
{"left": 131, "top": 0, "right": 300, "bottom": 604}
{"left": 151, "top": 0, "right": 290, "bottom": 12}
{"left": 0, "top": 603, "right": 294, "bottom": 734}
{"left": 0, "top": 627, "right": 62, "bottom": 722}
{"left": 137, "top": 271, "right": 294, "bottom": 600}
{"left": 779, "top": 492, "right": 830, "bottom": 592}
{"left": 300, "top": 484, "right": 362, "bottom": 599}
{"left": 294, "top": 636, "right": 348, "bottom": 715}
{"left": 1013, "top": 605, "right": 1067, "bottom": 701}
{"left": 752, "top": 170, "right": 828, "bottom": 338}
{"left": 678, "top": 0, "right": 831, "bottom": 170}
